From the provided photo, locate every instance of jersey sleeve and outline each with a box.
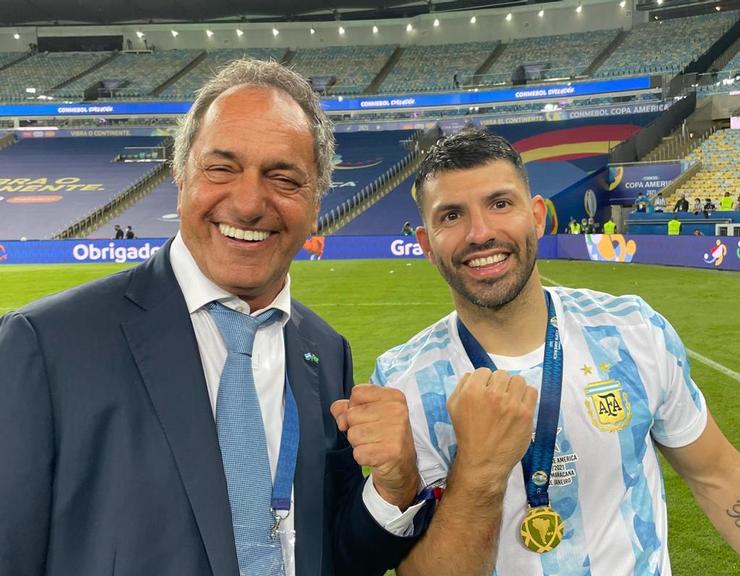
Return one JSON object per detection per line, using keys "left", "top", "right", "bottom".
{"left": 643, "top": 303, "right": 707, "bottom": 448}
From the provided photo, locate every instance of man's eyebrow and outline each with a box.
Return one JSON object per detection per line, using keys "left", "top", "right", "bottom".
{"left": 202, "top": 149, "right": 239, "bottom": 162}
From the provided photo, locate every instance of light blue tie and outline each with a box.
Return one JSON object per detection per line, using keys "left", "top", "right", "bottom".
{"left": 207, "top": 301, "right": 283, "bottom": 575}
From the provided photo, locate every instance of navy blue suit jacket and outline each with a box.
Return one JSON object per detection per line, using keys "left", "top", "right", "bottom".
{"left": 0, "top": 243, "right": 420, "bottom": 575}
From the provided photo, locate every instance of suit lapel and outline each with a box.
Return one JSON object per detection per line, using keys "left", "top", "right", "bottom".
{"left": 285, "top": 309, "right": 326, "bottom": 575}
{"left": 121, "top": 245, "right": 239, "bottom": 576}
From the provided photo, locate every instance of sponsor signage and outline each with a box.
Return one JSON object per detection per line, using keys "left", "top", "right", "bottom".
{"left": 0, "top": 234, "right": 735, "bottom": 271}
{"left": 324, "top": 77, "right": 652, "bottom": 112}
{"left": 0, "top": 77, "right": 651, "bottom": 119}
{"left": 607, "top": 162, "right": 684, "bottom": 204}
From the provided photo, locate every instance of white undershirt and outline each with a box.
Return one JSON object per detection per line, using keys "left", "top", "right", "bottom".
{"left": 168, "top": 233, "right": 419, "bottom": 559}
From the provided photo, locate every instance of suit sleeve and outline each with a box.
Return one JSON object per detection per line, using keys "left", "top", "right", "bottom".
{"left": 0, "top": 312, "right": 54, "bottom": 575}
{"left": 330, "top": 336, "right": 430, "bottom": 576}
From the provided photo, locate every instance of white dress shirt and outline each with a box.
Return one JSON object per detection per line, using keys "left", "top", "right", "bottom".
{"left": 168, "top": 234, "right": 419, "bottom": 572}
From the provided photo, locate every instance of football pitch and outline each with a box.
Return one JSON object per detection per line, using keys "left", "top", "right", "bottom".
{"left": 1, "top": 258, "right": 738, "bottom": 573}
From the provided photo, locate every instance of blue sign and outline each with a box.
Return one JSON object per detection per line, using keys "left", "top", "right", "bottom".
{"left": 608, "top": 162, "right": 684, "bottom": 204}
{"left": 0, "top": 77, "right": 652, "bottom": 118}
{"left": 323, "top": 77, "right": 652, "bottom": 112}
{"left": 0, "top": 238, "right": 167, "bottom": 264}
{"left": 0, "top": 101, "right": 192, "bottom": 118}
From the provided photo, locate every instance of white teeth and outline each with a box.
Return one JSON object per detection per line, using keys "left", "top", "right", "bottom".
{"left": 468, "top": 254, "right": 507, "bottom": 268}
{"left": 219, "top": 223, "right": 270, "bottom": 242}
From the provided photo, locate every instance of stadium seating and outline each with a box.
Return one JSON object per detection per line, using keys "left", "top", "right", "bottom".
{"left": 381, "top": 42, "right": 497, "bottom": 93}
{"left": 333, "top": 174, "right": 419, "bottom": 235}
{"left": 665, "top": 129, "right": 740, "bottom": 208}
{"left": 160, "top": 48, "right": 287, "bottom": 99}
{"left": 698, "top": 46, "right": 740, "bottom": 93}
{"left": 0, "top": 137, "right": 163, "bottom": 240}
{"left": 105, "top": 177, "right": 180, "bottom": 238}
{"left": 0, "top": 52, "right": 112, "bottom": 101}
{"left": 290, "top": 45, "right": 396, "bottom": 95}
{"left": 321, "top": 130, "right": 414, "bottom": 217}
{"left": 483, "top": 31, "right": 618, "bottom": 85}
{"left": 55, "top": 50, "right": 203, "bottom": 99}
{"left": 596, "top": 12, "right": 738, "bottom": 77}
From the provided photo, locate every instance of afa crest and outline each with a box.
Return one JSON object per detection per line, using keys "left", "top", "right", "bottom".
{"left": 585, "top": 379, "right": 631, "bottom": 432}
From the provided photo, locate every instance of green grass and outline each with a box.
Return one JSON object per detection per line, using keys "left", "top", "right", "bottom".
{"left": 1, "top": 259, "right": 738, "bottom": 573}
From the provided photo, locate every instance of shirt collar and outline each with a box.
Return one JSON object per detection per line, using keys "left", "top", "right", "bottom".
{"left": 169, "top": 231, "right": 291, "bottom": 325}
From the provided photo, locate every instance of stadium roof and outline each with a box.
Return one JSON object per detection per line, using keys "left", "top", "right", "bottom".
{"left": 0, "top": 0, "right": 559, "bottom": 26}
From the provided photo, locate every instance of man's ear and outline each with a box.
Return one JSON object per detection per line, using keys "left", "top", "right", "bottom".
{"left": 531, "top": 195, "right": 547, "bottom": 239}
{"left": 416, "top": 226, "right": 435, "bottom": 262}
{"left": 311, "top": 199, "right": 321, "bottom": 235}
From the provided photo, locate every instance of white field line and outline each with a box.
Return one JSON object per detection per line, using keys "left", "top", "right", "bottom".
{"left": 540, "top": 274, "right": 740, "bottom": 383}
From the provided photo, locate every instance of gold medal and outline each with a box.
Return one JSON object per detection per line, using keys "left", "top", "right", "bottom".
{"left": 520, "top": 505, "right": 564, "bottom": 553}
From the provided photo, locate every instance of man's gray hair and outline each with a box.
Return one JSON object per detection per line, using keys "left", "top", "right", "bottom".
{"left": 172, "top": 58, "right": 335, "bottom": 199}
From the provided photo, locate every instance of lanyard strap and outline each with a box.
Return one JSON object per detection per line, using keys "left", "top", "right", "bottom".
{"left": 456, "top": 291, "right": 563, "bottom": 509}
{"left": 271, "top": 373, "right": 300, "bottom": 512}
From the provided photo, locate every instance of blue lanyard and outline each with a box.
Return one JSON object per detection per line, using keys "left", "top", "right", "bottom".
{"left": 456, "top": 291, "right": 563, "bottom": 509}
{"left": 271, "top": 372, "right": 300, "bottom": 513}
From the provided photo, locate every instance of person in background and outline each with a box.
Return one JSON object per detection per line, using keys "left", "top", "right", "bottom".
{"left": 372, "top": 128, "right": 740, "bottom": 576}
{"left": 566, "top": 217, "right": 581, "bottom": 234}
{"left": 603, "top": 217, "right": 617, "bottom": 235}
{"left": 113, "top": 224, "right": 124, "bottom": 240}
{"left": 692, "top": 197, "right": 703, "bottom": 214}
{"left": 703, "top": 198, "right": 715, "bottom": 218}
{"left": 635, "top": 191, "right": 648, "bottom": 213}
{"left": 718, "top": 192, "right": 733, "bottom": 212}
{"left": 673, "top": 193, "right": 689, "bottom": 212}
{"left": 125, "top": 225, "right": 136, "bottom": 239}
{"left": 401, "top": 221, "right": 415, "bottom": 236}
{"left": 734, "top": 194, "right": 740, "bottom": 212}
{"left": 667, "top": 216, "right": 682, "bottom": 235}
{"left": 653, "top": 193, "right": 666, "bottom": 213}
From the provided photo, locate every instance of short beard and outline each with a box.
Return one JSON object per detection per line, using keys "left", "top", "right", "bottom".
{"left": 435, "top": 233, "right": 538, "bottom": 311}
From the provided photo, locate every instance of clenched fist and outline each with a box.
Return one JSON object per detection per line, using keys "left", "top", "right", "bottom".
{"left": 448, "top": 367, "right": 538, "bottom": 490}
{"left": 331, "top": 384, "right": 418, "bottom": 510}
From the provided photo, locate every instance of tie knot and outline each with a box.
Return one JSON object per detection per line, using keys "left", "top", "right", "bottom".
{"left": 206, "top": 301, "right": 280, "bottom": 354}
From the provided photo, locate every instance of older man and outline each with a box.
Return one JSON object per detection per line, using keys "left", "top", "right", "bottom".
{"left": 0, "top": 59, "right": 424, "bottom": 576}
{"left": 373, "top": 128, "right": 740, "bottom": 575}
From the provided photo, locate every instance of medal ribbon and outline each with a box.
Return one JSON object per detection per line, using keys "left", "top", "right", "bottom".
{"left": 456, "top": 291, "right": 563, "bottom": 510}
{"left": 271, "top": 373, "right": 300, "bottom": 513}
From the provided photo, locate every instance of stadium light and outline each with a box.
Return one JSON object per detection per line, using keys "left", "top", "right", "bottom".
{"left": 656, "top": 0, "right": 663, "bottom": 4}
{"left": 372, "top": 25, "right": 378, "bottom": 34}
{"left": 135, "top": 31, "right": 144, "bottom": 39}
{"left": 338, "top": 26, "right": 345, "bottom": 35}
{"left": 406, "top": 23, "right": 413, "bottom": 33}
{"left": 576, "top": 4, "right": 583, "bottom": 13}
{"left": 619, "top": 0, "right": 626, "bottom": 7}
{"left": 272, "top": 27, "right": 279, "bottom": 37}
{"left": 506, "top": 13, "right": 513, "bottom": 21}
{"left": 170, "top": 30, "right": 179, "bottom": 37}
{"left": 470, "top": 16, "right": 477, "bottom": 24}
{"left": 310, "top": 27, "right": 315, "bottom": 35}
{"left": 715, "top": 5, "right": 721, "bottom": 10}
{"left": 236, "top": 28, "right": 244, "bottom": 37}
{"left": 538, "top": 9, "right": 544, "bottom": 17}
{"left": 25, "top": 87, "right": 36, "bottom": 94}
{"left": 433, "top": 18, "right": 440, "bottom": 27}
{"left": 206, "top": 30, "right": 214, "bottom": 38}
{"left": 13, "top": 33, "right": 20, "bottom": 40}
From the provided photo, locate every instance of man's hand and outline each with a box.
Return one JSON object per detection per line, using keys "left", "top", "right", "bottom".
{"left": 447, "top": 368, "right": 538, "bottom": 493}
{"left": 331, "top": 385, "right": 418, "bottom": 510}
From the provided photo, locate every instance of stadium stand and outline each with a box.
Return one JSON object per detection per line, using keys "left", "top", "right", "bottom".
{"left": 160, "top": 48, "right": 287, "bottom": 99}
{"left": 665, "top": 129, "right": 740, "bottom": 209}
{"left": 596, "top": 12, "right": 738, "bottom": 77}
{"left": 320, "top": 130, "right": 413, "bottom": 218}
{"left": 333, "top": 174, "right": 419, "bottom": 235}
{"left": 0, "top": 51, "right": 112, "bottom": 101}
{"left": 482, "top": 31, "right": 619, "bottom": 85}
{"left": 380, "top": 42, "right": 498, "bottom": 93}
{"left": 0, "top": 137, "right": 163, "bottom": 240}
{"left": 290, "top": 45, "right": 396, "bottom": 95}
{"left": 54, "top": 50, "right": 203, "bottom": 99}
{"left": 105, "top": 177, "right": 180, "bottom": 238}
{"left": 0, "top": 52, "right": 26, "bottom": 68}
